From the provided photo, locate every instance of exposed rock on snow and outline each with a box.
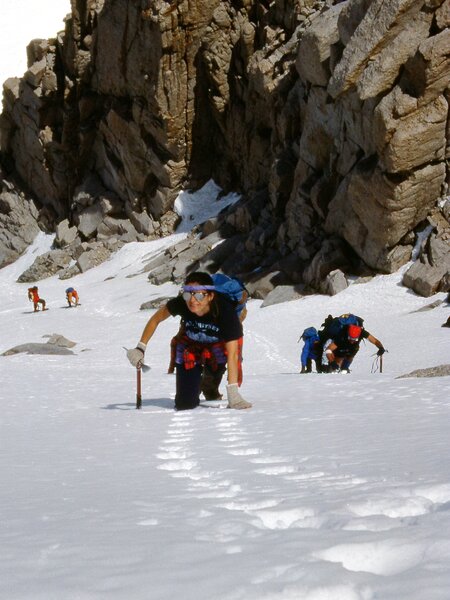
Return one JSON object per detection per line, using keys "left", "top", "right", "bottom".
{"left": 2, "top": 332, "right": 77, "bottom": 355}
{"left": 260, "top": 285, "right": 304, "bottom": 307}
{"left": 42, "top": 333, "right": 76, "bottom": 348}
{"left": 2, "top": 343, "right": 74, "bottom": 356}
{"left": 140, "top": 297, "right": 171, "bottom": 310}
{"left": 397, "top": 364, "right": 450, "bottom": 379}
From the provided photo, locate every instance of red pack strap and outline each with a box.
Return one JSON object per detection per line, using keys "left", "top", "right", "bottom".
{"left": 177, "top": 335, "right": 226, "bottom": 371}
{"left": 175, "top": 335, "right": 244, "bottom": 385}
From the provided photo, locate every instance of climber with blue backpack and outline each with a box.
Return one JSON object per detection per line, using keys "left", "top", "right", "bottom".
{"left": 321, "top": 314, "right": 385, "bottom": 373}
{"left": 65, "top": 287, "right": 79, "bottom": 307}
{"left": 127, "top": 271, "right": 251, "bottom": 410}
{"left": 200, "top": 273, "right": 248, "bottom": 401}
{"left": 299, "top": 327, "right": 322, "bottom": 373}
{"left": 167, "top": 273, "right": 248, "bottom": 403}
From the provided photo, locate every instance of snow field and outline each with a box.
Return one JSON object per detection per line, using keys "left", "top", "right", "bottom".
{"left": 1, "top": 225, "right": 449, "bottom": 599}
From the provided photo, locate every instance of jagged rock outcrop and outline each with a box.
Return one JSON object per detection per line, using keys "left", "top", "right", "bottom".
{"left": 0, "top": 173, "right": 42, "bottom": 269}
{"left": 17, "top": 248, "right": 73, "bottom": 282}
{"left": 285, "top": 0, "right": 449, "bottom": 279}
{"left": 144, "top": 231, "right": 225, "bottom": 285}
{"left": 402, "top": 208, "right": 450, "bottom": 296}
{"left": 0, "top": 0, "right": 449, "bottom": 295}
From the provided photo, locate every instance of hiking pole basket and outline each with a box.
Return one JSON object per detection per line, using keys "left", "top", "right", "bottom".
{"left": 136, "top": 365, "right": 142, "bottom": 409}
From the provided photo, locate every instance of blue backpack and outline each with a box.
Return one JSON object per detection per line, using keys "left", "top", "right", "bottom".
{"left": 301, "top": 327, "right": 319, "bottom": 341}
{"left": 324, "top": 313, "right": 364, "bottom": 339}
{"left": 212, "top": 274, "right": 248, "bottom": 317}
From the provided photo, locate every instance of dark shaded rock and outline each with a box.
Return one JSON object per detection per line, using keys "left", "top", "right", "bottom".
{"left": 0, "top": 185, "right": 41, "bottom": 268}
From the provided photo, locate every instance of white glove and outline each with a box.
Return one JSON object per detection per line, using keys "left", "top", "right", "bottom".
{"left": 226, "top": 384, "right": 252, "bottom": 409}
{"left": 127, "top": 342, "right": 146, "bottom": 367}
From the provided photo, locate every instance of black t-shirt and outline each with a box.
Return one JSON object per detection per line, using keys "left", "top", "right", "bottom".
{"left": 166, "top": 294, "right": 243, "bottom": 344}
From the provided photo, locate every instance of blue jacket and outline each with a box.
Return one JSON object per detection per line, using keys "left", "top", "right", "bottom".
{"left": 301, "top": 335, "right": 320, "bottom": 367}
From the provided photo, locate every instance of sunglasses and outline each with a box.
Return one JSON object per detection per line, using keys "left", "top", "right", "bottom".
{"left": 182, "top": 291, "right": 210, "bottom": 302}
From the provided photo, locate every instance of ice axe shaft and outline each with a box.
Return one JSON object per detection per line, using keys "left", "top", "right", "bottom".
{"left": 136, "top": 366, "right": 142, "bottom": 409}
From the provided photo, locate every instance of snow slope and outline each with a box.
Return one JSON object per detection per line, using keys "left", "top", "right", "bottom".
{"left": 1, "top": 202, "right": 449, "bottom": 599}
{"left": 1, "top": 4, "right": 450, "bottom": 598}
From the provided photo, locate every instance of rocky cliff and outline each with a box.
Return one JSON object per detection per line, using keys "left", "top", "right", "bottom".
{"left": 1, "top": 0, "right": 449, "bottom": 296}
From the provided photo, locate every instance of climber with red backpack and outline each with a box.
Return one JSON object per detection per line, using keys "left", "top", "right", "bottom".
{"left": 322, "top": 315, "right": 385, "bottom": 373}
{"left": 27, "top": 286, "right": 46, "bottom": 312}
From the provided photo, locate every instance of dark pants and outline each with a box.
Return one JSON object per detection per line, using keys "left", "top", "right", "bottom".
{"left": 304, "top": 358, "right": 323, "bottom": 373}
{"left": 201, "top": 364, "right": 226, "bottom": 400}
{"left": 175, "top": 363, "right": 226, "bottom": 410}
{"left": 334, "top": 347, "right": 358, "bottom": 369}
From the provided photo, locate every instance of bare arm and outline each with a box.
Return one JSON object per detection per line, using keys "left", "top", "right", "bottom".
{"left": 367, "top": 334, "right": 383, "bottom": 349}
{"left": 239, "top": 291, "right": 249, "bottom": 322}
{"left": 225, "top": 339, "right": 239, "bottom": 384}
{"left": 139, "top": 305, "right": 171, "bottom": 345}
{"left": 325, "top": 341, "right": 337, "bottom": 362}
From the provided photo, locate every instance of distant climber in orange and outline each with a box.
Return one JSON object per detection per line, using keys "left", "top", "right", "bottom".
{"left": 65, "top": 287, "right": 79, "bottom": 307}
{"left": 28, "top": 286, "right": 46, "bottom": 312}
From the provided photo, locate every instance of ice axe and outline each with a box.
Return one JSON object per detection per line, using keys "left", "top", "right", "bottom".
{"left": 372, "top": 349, "right": 386, "bottom": 373}
{"left": 136, "top": 365, "right": 142, "bottom": 409}
{"left": 135, "top": 360, "right": 150, "bottom": 409}
{"left": 123, "top": 347, "right": 150, "bottom": 409}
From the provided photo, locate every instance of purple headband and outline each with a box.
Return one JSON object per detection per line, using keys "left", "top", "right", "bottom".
{"left": 183, "top": 285, "right": 215, "bottom": 292}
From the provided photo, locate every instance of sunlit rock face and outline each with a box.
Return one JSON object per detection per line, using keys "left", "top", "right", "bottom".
{"left": 0, "top": 0, "right": 449, "bottom": 294}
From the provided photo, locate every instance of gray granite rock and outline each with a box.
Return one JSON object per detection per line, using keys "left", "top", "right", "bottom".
{"left": 260, "top": 285, "right": 304, "bottom": 307}
{"left": 397, "top": 364, "right": 450, "bottom": 379}
{"left": 2, "top": 343, "right": 74, "bottom": 356}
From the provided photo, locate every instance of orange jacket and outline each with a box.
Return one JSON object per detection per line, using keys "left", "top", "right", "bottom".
{"left": 28, "top": 288, "right": 39, "bottom": 303}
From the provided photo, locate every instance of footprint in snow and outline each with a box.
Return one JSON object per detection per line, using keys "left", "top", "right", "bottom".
{"left": 254, "top": 465, "right": 298, "bottom": 475}
{"left": 157, "top": 459, "right": 198, "bottom": 472}
{"left": 347, "top": 482, "right": 450, "bottom": 520}
{"left": 217, "top": 499, "right": 281, "bottom": 512}
{"left": 314, "top": 539, "right": 427, "bottom": 576}
{"left": 227, "top": 447, "right": 261, "bottom": 456}
{"left": 250, "top": 506, "right": 320, "bottom": 530}
{"left": 155, "top": 450, "right": 193, "bottom": 460}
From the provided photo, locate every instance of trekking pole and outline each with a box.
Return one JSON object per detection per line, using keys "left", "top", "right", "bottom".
{"left": 136, "top": 365, "right": 142, "bottom": 409}
{"left": 380, "top": 354, "right": 383, "bottom": 373}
